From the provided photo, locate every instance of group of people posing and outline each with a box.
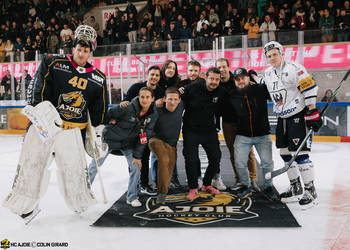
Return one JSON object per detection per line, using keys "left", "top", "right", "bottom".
{"left": 89, "top": 41, "right": 322, "bottom": 210}
{"left": 3, "top": 36, "right": 322, "bottom": 225}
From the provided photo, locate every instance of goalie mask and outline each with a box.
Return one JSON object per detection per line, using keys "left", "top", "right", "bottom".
{"left": 74, "top": 25, "right": 97, "bottom": 51}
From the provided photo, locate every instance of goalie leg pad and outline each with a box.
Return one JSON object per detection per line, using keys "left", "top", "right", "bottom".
{"left": 296, "top": 155, "right": 315, "bottom": 185}
{"left": 2, "top": 125, "right": 54, "bottom": 215}
{"left": 54, "top": 128, "right": 96, "bottom": 213}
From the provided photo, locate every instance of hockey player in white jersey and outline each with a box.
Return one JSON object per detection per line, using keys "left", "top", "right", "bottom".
{"left": 2, "top": 25, "right": 109, "bottom": 224}
{"left": 261, "top": 41, "right": 322, "bottom": 209}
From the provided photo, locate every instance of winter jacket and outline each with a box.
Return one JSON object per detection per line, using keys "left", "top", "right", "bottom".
{"left": 228, "top": 83, "right": 271, "bottom": 137}
{"left": 103, "top": 97, "right": 158, "bottom": 159}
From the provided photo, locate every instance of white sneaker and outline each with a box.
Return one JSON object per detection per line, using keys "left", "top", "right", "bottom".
{"left": 198, "top": 177, "right": 203, "bottom": 188}
{"left": 211, "top": 177, "right": 226, "bottom": 191}
{"left": 126, "top": 199, "right": 142, "bottom": 207}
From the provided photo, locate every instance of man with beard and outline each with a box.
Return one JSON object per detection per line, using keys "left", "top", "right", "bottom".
{"left": 216, "top": 58, "right": 258, "bottom": 192}
{"left": 228, "top": 68, "right": 278, "bottom": 200}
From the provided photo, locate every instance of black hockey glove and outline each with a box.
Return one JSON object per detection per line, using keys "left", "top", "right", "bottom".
{"left": 304, "top": 108, "right": 322, "bottom": 132}
{"left": 248, "top": 69, "right": 258, "bottom": 84}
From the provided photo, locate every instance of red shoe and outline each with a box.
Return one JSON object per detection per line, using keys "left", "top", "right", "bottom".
{"left": 201, "top": 185, "right": 220, "bottom": 195}
{"left": 186, "top": 189, "right": 198, "bottom": 201}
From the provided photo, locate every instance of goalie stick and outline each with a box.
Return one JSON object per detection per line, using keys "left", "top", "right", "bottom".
{"left": 265, "top": 68, "right": 350, "bottom": 180}
{"left": 87, "top": 112, "right": 108, "bottom": 203}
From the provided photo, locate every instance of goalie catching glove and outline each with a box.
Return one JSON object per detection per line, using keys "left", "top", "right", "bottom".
{"left": 22, "top": 101, "right": 63, "bottom": 141}
{"left": 304, "top": 108, "right": 322, "bottom": 132}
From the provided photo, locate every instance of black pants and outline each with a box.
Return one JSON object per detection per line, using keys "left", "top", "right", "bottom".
{"left": 183, "top": 128, "right": 222, "bottom": 189}
{"left": 140, "top": 146, "right": 150, "bottom": 187}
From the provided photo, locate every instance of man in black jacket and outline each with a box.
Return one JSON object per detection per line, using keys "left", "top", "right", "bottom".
{"left": 216, "top": 58, "right": 258, "bottom": 192}
{"left": 228, "top": 68, "right": 277, "bottom": 200}
{"left": 181, "top": 67, "right": 225, "bottom": 201}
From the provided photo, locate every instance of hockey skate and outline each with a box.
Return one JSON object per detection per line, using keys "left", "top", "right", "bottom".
{"left": 20, "top": 205, "right": 41, "bottom": 225}
{"left": 299, "top": 182, "right": 318, "bottom": 210}
{"left": 280, "top": 177, "right": 303, "bottom": 203}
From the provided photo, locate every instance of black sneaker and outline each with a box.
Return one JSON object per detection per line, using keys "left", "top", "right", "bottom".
{"left": 140, "top": 184, "right": 157, "bottom": 195}
{"left": 230, "top": 182, "right": 244, "bottom": 192}
{"left": 236, "top": 186, "right": 252, "bottom": 198}
{"left": 156, "top": 193, "right": 166, "bottom": 204}
{"left": 169, "top": 175, "right": 182, "bottom": 189}
{"left": 263, "top": 186, "right": 280, "bottom": 201}
{"left": 20, "top": 205, "right": 41, "bottom": 225}
{"left": 299, "top": 182, "right": 318, "bottom": 209}
{"left": 280, "top": 177, "right": 303, "bottom": 203}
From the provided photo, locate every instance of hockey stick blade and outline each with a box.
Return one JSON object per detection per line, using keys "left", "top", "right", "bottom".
{"left": 266, "top": 67, "right": 350, "bottom": 180}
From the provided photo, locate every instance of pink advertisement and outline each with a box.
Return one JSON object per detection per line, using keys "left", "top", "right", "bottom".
{"left": 0, "top": 43, "right": 349, "bottom": 79}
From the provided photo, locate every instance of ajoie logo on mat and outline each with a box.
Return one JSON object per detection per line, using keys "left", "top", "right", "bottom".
{"left": 134, "top": 192, "right": 258, "bottom": 225}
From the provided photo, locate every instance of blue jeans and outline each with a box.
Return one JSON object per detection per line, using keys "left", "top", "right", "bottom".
{"left": 234, "top": 135, "right": 273, "bottom": 189}
{"left": 151, "top": 152, "right": 178, "bottom": 182}
{"left": 88, "top": 149, "right": 140, "bottom": 202}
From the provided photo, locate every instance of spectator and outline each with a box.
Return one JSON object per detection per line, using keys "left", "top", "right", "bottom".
{"left": 151, "top": 31, "right": 162, "bottom": 52}
{"left": 46, "top": 27, "right": 59, "bottom": 54}
{"left": 61, "top": 35, "right": 73, "bottom": 54}
{"left": 196, "top": 14, "right": 207, "bottom": 33}
{"left": 152, "top": 0, "right": 163, "bottom": 30}
{"left": 229, "top": 8, "right": 242, "bottom": 33}
{"left": 4, "top": 39, "right": 14, "bottom": 62}
{"left": 198, "top": 22, "right": 211, "bottom": 50}
{"left": 126, "top": 0, "right": 137, "bottom": 17}
{"left": 244, "top": 17, "right": 260, "bottom": 47}
{"left": 159, "top": 19, "right": 168, "bottom": 40}
{"left": 119, "top": 15, "right": 129, "bottom": 43}
{"left": 319, "top": 9, "right": 335, "bottom": 42}
{"left": 60, "top": 24, "right": 73, "bottom": 42}
{"left": 20, "top": 69, "right": 32, "bottom": 99}
{"left": 321, "top": 89, "right": 338, "bottom": 102}
{"left": 344, "top": 0, "right": 350, "bottom": 14}
{"left": 13, "top": 37, "right": 24, "bottom": 62}
{"left": 209, "top": 8, "right": 220, "bottom": 24}
{"left": 210, "top": 21, "right": 222, "bottom": 39}
{"left": 223, "top": 20, "right": 233, "bottom": 36}
{"left": 179, "top": 19, "right": 192, "bottom": 51}
{"left": 327, "top": 0, "right": 337, "bottom": 17}
{"left": 307, "top": 6, "right": 320, "bottom": 28}
{"left": 104, "top": 17, "right": 117, "bottom": 45}
{"left": 33, "top": 35, "right": 46, "bottom": 60}
{"left": 138, "top": 27, "right": 151, "bottom": 43}
{"left": 1, "top": 70, "right": 18, "bottom": 100}
{"left": 24, "top": 37, "right": 35, "bottom": 61}
{"left": 127, "top": 12, "right": 138, "bottom": 43}
{"left": 336, "top": 9, "right": 350, "bottom": 41}
{"left": 295, "top": 7, "right": 307, "bottom": 29}
{"left": 259, "top": 14, "right": 277, "bottom": 43}
{"left": 0, "top": 38, "right": 5, "bottom": 62}
{"left": 140, "top": 13, "right": 151, "bottom": 29}
{"left": 167, "top": 21, "right": 179, "bottom": 41}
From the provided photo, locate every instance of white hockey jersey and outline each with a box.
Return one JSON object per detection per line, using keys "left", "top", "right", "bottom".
{"left": 264, "top": 61, "right": 318, "bottom": 118}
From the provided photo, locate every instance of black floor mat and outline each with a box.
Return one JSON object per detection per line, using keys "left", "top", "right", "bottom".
{"left": 93, "top": 142, "right": 300, "bottom": 227}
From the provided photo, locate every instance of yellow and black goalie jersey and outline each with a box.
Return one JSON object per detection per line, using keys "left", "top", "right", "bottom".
{"left": 26, "top": 54, "right": 109, "bottom": 129}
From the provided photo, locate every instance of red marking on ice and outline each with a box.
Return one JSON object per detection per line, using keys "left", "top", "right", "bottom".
{"left": 324, "top": 167, "right": 350, "bottom": 250}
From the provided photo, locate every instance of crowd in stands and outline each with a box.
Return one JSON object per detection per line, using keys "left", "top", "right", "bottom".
{"left": 0, "top": 0, "right": 349, "bottom": 63}
{"left": 103, "top": 0, "right": 350, "bottom": 51}
{"left": 0, "top": 0, "right": 103, "bottom": 62}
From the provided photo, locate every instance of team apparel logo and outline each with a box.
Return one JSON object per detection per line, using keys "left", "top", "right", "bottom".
{"left": 272, "top": 93, "right": 283, "bottom": 107}
{"left": 134, "top": 192, "right": 258, "bottom": 225}
{"left": 293, "top": 138, "right": 300, "bottom": 145}
{"left": 57, "top": 91, "right": 86, "bottom": 119}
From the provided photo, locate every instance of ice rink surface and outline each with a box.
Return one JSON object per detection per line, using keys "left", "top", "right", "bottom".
{"left": 0, "top": 135, "right": 350, "bottom": 250}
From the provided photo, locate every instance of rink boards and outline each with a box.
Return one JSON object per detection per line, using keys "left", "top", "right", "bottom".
{"left": 0, "top": 102, "right": 350, "bottom": 142}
